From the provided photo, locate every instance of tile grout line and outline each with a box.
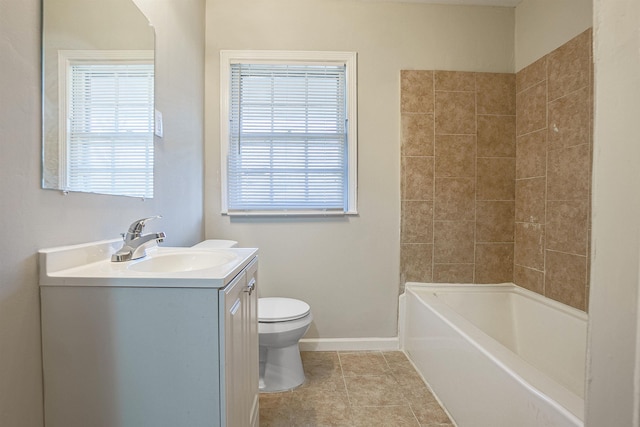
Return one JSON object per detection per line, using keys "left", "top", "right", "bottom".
{"left": 473, "top": 72, "right": 478, "bottom": 284}
{"left": 514, "top": 69, "right": 521, "bottom": 288}
{"left": 431, "top": 72, "right": 436, "bottom": 283}
{"left": 516, "top": 126, "right": 547, "bottom": 139}
{"left": 336, "top": 351, "right": 354, "bottom": 409}
{"left": 543, "top": 51, "right": 549, "bottom": 298}
{"left": 384, "top": 351, "right": 429, "bottom": 427}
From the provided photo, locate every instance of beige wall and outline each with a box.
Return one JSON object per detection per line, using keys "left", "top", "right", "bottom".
{"left": 587, "top": 0, "right": 640, "bottom": 424}
{"left": 400, "top": 70, "right": 516, "bottom": 287}
{"left": 0, "top": 0, "right": 205, "bottom": 425}
{"left": 204, "top": 0, "right": 515, "bottom": 339}
{"left": 515, "top": 0, "right": 592, "bottom": 71}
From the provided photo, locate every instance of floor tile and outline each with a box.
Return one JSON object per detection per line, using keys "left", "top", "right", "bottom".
{"left": 290, "top": 388, "right": 350, "bottom": 410}
{"left": 339, "top": 351, "right": 390, "bottom": 376}
{"left": 351, "top": 405, "right": 420, "bottom": 426}
{"left": 289, "top": 406, "right": 353, "bottom": 427}
{"left": 300, "top": 351, "right": 346, "bottom": 392}
{"left": 411, "top": 402, "right": 452, "bottom": 425}
{"left": 382, "top": 351, "right": 411, "bottom": 364}
{"left": 259, "top": 351, "right": 454, "bottom": 426}
{"left": 344, "top": 375, "right": 406, "bottom": 406}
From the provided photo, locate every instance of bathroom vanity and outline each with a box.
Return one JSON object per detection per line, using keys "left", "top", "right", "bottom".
{"left": 39, "top": 240, "right": 259, "bottom": 427}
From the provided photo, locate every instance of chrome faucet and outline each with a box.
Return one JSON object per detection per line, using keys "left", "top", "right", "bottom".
{"left": 111, "top": 216, "right": 166, "bottom": 262}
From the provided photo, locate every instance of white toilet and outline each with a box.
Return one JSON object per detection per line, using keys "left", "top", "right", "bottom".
{"left": 258, "top": 297, "right": 312, "bottom": 392}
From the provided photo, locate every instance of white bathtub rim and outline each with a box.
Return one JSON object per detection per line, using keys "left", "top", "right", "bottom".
{"left": 402, "top": 283, "right": 585, "bottom": 424}
{"left": 405, "top": 282, "right": 588, "bottom": 323}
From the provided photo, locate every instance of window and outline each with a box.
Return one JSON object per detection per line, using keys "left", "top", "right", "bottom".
{"left": 220, "top": 51, "right": 357, "bottom": 215}
{"left": 59, "top": 50, "right": 154, "bottom": 198}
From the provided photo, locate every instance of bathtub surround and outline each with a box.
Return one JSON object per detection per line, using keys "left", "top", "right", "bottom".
{"left": 514, "top": 29, "right": 593, "bottom": 311}
{"left": 401, "top": 70, "right": 517, "bottom": 288}
{"left": 400, "top": 30, "right": 593, "bottom": 312}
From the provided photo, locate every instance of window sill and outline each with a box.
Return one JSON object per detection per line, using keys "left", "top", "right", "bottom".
{"left": 222, "top": 209, "right": 358, "bottom": 217}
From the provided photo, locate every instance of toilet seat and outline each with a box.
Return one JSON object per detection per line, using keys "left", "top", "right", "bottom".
{"left": 259, "top": 297, "right": 311, "bottom": 323}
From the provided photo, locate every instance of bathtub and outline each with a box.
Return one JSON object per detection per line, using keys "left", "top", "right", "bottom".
{"left": 400, "top": 283, "right": 587, "bottom": 427}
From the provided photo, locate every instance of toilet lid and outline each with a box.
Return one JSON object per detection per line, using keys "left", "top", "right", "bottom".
{"left": 258, "top": 297, "right": 311, "bottom": 322}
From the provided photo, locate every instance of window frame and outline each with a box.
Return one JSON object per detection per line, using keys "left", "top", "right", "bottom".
{"left": 58, "top": 49, "right": 155, "bottom": 198}
{"left": 219, "top": 50, "right": 358, "bottom": 216}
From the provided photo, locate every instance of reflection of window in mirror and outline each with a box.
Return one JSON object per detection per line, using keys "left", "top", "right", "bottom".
{"left": 59, "top": 50, "right": 154, "bottom": 198}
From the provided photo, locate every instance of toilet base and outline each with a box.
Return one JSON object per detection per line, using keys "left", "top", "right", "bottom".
{"left": 259, "top": 343, "right": 305, "bottom": 392}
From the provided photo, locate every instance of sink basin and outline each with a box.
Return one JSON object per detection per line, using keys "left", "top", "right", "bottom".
{"left": 127, "top": 251, "right": 239, "bottom": 273}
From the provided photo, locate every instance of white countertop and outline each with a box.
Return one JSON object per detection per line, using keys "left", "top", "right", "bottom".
{"left": 39, "top": 239, "right": 258, "bottom": 288}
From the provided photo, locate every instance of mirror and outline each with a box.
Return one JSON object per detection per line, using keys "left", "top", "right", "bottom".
{"left": 42, "top": 0, "right": 155, "bottom": 198}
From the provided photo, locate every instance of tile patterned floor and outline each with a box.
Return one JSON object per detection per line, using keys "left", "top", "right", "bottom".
{"left": 259, "top": 351, "right": 455, "bottom": 426}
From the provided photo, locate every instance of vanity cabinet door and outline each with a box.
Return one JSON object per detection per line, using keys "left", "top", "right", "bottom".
{"left": 220, "top": 256, "right": 259, "bottom": 427}
{"left": 244, "top": 258, "right": 259, "bottom": 427}
{"left": 221, "top": 270, "right": 247, "bottom": 427}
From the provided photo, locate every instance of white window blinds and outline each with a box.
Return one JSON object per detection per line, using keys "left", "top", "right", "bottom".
{"left": 227, "top": 63, "right": 349, "bottom": 213}
{"left": 66, "top": 62, "right": 154, "bottom": 198}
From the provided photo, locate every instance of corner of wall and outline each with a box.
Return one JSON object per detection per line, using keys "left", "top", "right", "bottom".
{"left": 514, "top": 0, "right": 593, "bottom": 71}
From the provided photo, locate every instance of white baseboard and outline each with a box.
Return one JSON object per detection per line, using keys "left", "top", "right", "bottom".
{"left": 299, "top": 337, "right": 399, "bottom": 352}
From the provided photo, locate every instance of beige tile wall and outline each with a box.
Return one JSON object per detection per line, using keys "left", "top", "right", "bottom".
{"left": 400, "top": 70, "right": 516, "bottom": 290}
{"left": 514, "top": 29, "right": 593, "bottom": 311}
{"left": 400, "top": 30, "right": 593, "bottom": 311}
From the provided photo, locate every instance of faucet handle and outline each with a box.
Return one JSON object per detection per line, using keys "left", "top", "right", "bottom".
{"left": 127, "top": 215, "right": 162, "bottom": 235}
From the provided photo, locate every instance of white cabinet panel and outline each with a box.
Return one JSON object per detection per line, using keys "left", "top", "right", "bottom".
{"left": 220, "top": 257, "right": 259, "bottom": 427}
{"left": 41, "top": 256, "right": 259, "bottom": 427}
{"left": 246, "top": 260, "right": 259, "bottom": 427}
{"left": 41, "top": 287, "right": 221, "bottom": 427}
